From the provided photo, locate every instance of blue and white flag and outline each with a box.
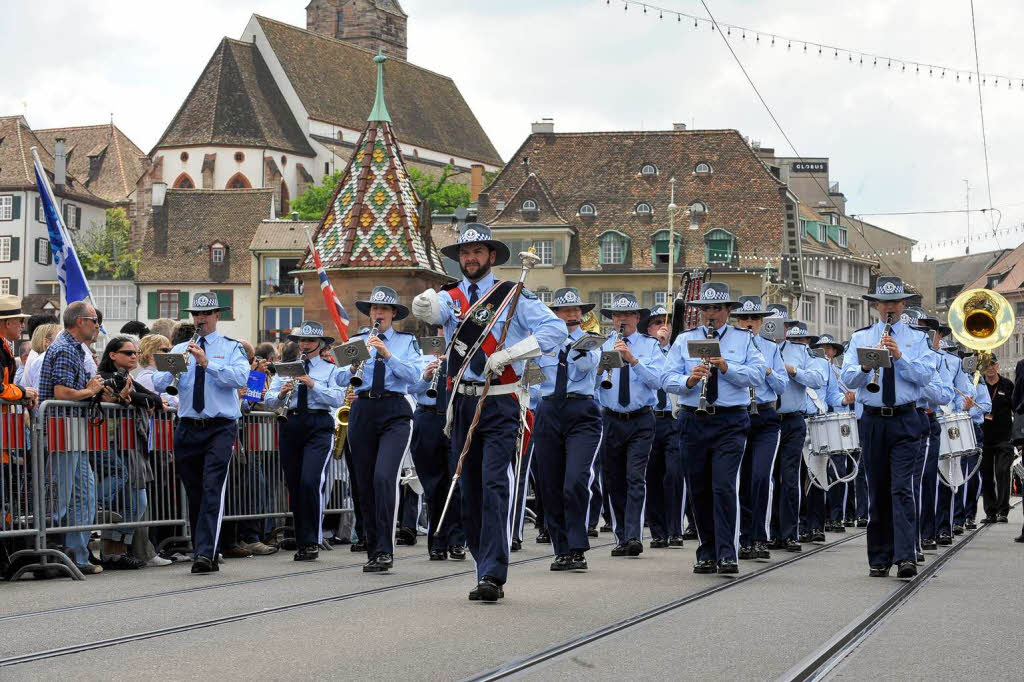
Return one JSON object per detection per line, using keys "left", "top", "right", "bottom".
{"left": 31, "top": 147, "right": 93, "bottom": 306}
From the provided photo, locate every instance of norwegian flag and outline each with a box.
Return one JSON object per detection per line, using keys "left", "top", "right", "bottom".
{"left": 304, "top": 228, "right": 349, "bottom": 342}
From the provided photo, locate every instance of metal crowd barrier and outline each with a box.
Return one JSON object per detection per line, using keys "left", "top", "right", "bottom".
{"left": 0, "top": 399, "right": 354, "bottom": 582}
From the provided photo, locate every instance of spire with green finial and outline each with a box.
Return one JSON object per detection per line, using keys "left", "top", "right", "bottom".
{"left": 368, "top": 49, "right": 391, "bottom": 123}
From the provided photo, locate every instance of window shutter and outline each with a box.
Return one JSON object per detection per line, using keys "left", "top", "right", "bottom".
{"left": 554, "top": 239, "right": 564, "bottom": 266}
{"left": 35, "top": 198, "right": 42, "bottom": 222}
{"left": 75, "top": 207, "right": 81, "bottom": 229}
{"left": 505, "top": 239, "right": 521, "bottom": 257}
{"left": 213, "top": 289, "right": 234, "bottom": 321}
{"left": 10, "top": 237, "right": 19, "bottom": 261}
{"left": 147, "top": 292, "right": 158, "bottom": 319}
{"left": 178, "top": 291, "right": 190, "bottom": 319}
{"left": 9, "top": 279, "right": 17, "bottom": 296}
{"left": 11, "top": 196, "right": 20, "bottom": 220}
{"left": 62, "top": 203, "right": 68, "bottom": 224}
{"left": 33, "top": 238, "right": 40, "bottom": 263}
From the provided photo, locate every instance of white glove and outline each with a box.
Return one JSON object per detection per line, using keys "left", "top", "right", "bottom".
{"left": 485, "top": 336, "right": 542, "bottom": 375}
{"left": 412, "top": 288, "right": 442, "bottom": 324}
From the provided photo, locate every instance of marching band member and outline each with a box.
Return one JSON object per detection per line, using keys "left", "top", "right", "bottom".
{"left": 265, "top": 322, "right": 346, "bottom": 561}
{"left": 532, "top": 288, "right": 603, "bottom": 571}
{"left": 811, "top": 334, "right": 856, "bottom": 533}
{"left": 510, "top": 384, "right": 542, "bottom": 552}
{"left": 664, "top": 282, "right": 765, "bottom": 574}
{"left": 841, "top": 277, "right": 935, "bottom": 578}
{"left": 935, "top": 333, "right": 977, "bottom": 543}
{"left": 642, "top": 304, "right": 685, "bottom": 549}
{"left": 412, "top": 224, "right": 566, "bottom": 602}
{"left": 596, "top": 293, "right": 665, "bottom": 558}
{"left": 153, "top": 293, "right": 250, "bottom": 574}
{"left": 787, "top": 324, "right": 830, "bottom": 544}
{"left": 732, "top": 296, "right": 788, "bottom": 560}
{"left": 956, "top": 371, "right": 991, "bottom": 532}
{"left": 333, "top": 286, "right": 422, "bottom": 574}
{"left": 771, "top": 312, "right": 826, "bottom": 552}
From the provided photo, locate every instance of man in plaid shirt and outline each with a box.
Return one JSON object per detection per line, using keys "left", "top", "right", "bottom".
{"left": 38, "top": 301, "right": 105, "bottom": 575}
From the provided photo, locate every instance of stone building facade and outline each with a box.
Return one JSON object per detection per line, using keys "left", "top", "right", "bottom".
{"left": 305, "top": 0, "right": 408, "bottom": 61}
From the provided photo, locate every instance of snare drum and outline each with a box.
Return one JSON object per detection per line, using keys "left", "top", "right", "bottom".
{"left": 937, "top": 411, "right": 977, "bottom": 459}
{"left": 807, "top": 411, "right": 860, "bottom": 456}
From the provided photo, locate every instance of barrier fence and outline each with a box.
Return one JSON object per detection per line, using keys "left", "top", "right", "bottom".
{"left": 0, "top": 399, "right": 353, "bottom": 581}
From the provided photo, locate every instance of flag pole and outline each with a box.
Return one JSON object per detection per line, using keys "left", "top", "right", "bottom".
{"left": 303, "top": 225, "right": 349, "bottom": 343}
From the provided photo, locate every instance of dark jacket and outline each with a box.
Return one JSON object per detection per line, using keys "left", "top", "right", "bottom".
{"left": 1012, "top": 359, "right": 1024, "bottom": 413}
{"left": 983, "top": 374, "right": 1015, "bottom": 445}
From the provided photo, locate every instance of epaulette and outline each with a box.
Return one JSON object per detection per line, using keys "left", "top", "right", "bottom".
{"left": 520, "top": 288, "right": 537, "bottom": 300}
{"left": 440, "top": 281, "right": 461, "bottom": 292}
{"left": 732, "top": 325, "right": 754, "bottom": 334}
{"left": 394, "top": 330, "right": 414, "bottom": 336}
{"left": 854, "top": 324, "right": 872, "bottom": 333}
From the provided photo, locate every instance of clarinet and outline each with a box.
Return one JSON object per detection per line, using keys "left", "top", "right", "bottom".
{"left": 695, "top": 325, "right": 715, "bottom": 416}
{"left": 745, "top": 324, "right": 759, "bottom": 415}
{"left": 865, "top": 312, "right": 894, "bottom": 394}
{"left": 600, "top": 323, "right": 627, "bottom": 390}
{"left": 165, "top": 331, "right": 201, "bottom": 396}
{"left": 350, "top": 319, "right": 382, "bottom": 388}
{"left": 273, "top": 349, "right": 313, "bottom": 422}
{"left": 426, "top": 356, "right": 446, "bottom": 399}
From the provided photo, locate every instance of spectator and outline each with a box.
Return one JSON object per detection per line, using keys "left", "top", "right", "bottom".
{"left": 38, "top": 301, "right": 105, "bottom": 574}
{"left": 150, "top": 318, "right": 176, "bottom": 341}
{"left": 281, "top": 341, "right": 300, "bottom": 363}
{"left": 980, "top": 357, "right": 1015, "bottom": 524}
{"left": 120, "top": 320, "right": 150, "bottom": 338}
{"left": 17, "top": 313, "right": 58, "bottom": 389}
{"left": 171, "top": 321, "right": 197, "bottom": 346}
{"left": 254, "top": 342, "right": 277, "bottom": 364}
{"left": 0, "top": 296, "right": 37, "bottom": 407}
{"left": 135, "top": 334, "right": 175, "bottom": 408}
{"left": 22, "top": 323, "right": 60, "bottom": 390}
{"left": 13, "top": 340, "right": 31, "bottom": 384}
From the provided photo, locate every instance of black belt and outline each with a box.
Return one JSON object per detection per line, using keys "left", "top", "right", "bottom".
{"left": 754, "top": 402, "right": 777, "bottom": 411}
{"left": 778, "top": 411, "right": 806, "bottom": 419}
{"left": 357, "top": 391, "right": 405, "bottom": 400}
{"left": 543, "top": 393, "right": 594, "bottom": 401}
{"left": 653, "top": 409, "right": 674, "bottom": 419}
{"left": 417, "top": 405, "right": 443, "bottom": 415}
{"left": 179, "top": 416, "right": 235, "bottom": 428}
{"left": 604, "top": 406, "right": 652, "bottom": 420}
{"left": 287, "top": 409, "right": 330, "bottom": 416}
{"left": 681, "top": 404, "right": 747, "bottom": 416}
{"left": 863, "top": 403, "right": 916, "bottom": 417}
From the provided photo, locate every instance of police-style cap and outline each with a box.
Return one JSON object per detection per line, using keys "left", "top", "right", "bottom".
{"left": 732, "top": 295, "right": 773, "bottom": 317}
{"left": 600, "top": 293, "right": 649, "bottom": 320}
{"left": 863, "top": 276, "right": 915, "bottom": 302}
{"left": 183, "top": 292, "right": 230, "bottom": 313}
{"left": 439, "top": 223, "right": 510, "bottom": 266}
{"left": 288, "top": 320, "right": 334, "bottom": 345}
{"left": 549, "top": 287, "right": 594, "bottom": 313}
{"left": 355, "top": 285, "right": 409, "bottom": 320}
{"left": 687, "top": 282, "right": 741, "bottom": 309}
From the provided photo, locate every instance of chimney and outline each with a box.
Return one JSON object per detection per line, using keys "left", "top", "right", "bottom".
{"left": 672, "top": 122, "right": 687, "bottom": 131}
{"left": 531, "top": 118, "right": 554, "bottom": 134}
{"left": 290, "top": 211, "right": 299, "bottom": 221}
{"left": 470, "top": 164, "right": 484, "bottom": 203}
{"left": 54, "top": 138, "right": 67, "bottom": 190}
{"left": 152, "top": 181, "right": 167, "bottom": 210}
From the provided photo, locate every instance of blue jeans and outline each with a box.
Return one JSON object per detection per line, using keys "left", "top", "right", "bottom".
{"left": 53, "top": 452, "right": 96, "bottom": 565}
{"left": 94, "top": 452, "right": 147, "bottom": 544}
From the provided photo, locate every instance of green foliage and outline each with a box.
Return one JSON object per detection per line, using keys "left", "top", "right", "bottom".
{"left": 78, "top": 208, "right": 139, "bottom": 280}
{"left": 291, "top": 171, "right": 343, "bottom": 220}
{"left": 408, "top": 164, "right": 472, "bottom": 214}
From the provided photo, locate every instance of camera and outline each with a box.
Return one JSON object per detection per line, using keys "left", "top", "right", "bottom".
{"left": 94, "top": 370, "right": 128, "bottom": 403}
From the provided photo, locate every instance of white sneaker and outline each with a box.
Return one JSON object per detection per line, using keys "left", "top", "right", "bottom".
{"left": 146, "top": 555, "right": 173, "bottom": 567}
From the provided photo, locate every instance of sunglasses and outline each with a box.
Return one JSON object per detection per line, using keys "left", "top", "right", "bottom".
{"left": 159, "top": 347, "right": 171, "bottom": 353}
{"left": 81, "top": 316, "right": 99, "bottom": 324}
{"left": 735, "top": 315, "right": 760, "bottom": 320}
{"left": 701, "top": 304, "right": 729, "bottom": 311}
{"left": 116, "top": 350, "right": 138, "bottom": 356}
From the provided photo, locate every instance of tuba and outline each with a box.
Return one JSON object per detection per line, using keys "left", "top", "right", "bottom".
{"left": 948, "top": 288, "right": 1015, "bottom": 385}
{"left": 581, "top": 309, "right": 602, "bottom": 334}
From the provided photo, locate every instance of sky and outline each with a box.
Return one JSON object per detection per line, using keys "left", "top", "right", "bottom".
{"left": 3, "top": 0, "right": 1023, "bottom": 261}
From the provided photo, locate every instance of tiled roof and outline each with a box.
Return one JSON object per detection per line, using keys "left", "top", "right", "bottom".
{"left": 490, "top": 172, "right": 569, "bottom": 226}
{"left": 152, "top": 38, "right": 315, "bottom": 157}
{"left": 964, "top": 244, "right": 1024, "bottom": 293}
{"left": 479, "top": 130, "right": 787, "bottom": 271}
{"left": 254, "top": 16, "right": 501, "bottom": 167}
{"left": 0, "top": 116, "right": 111, "bottom": 206}
{"left": 934, "top": 249, "right": 1011, "bottom": 287}
{"left": 34, "top": 122, "right": 147, "bottom": 204}
{"left": 138, "top": 188, "right": 272, "bottom": 283}
{"left": 250, "top": 219, "right": 317, "bottom": 252}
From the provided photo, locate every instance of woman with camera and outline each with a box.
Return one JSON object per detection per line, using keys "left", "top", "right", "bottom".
{"left": 94, "top": 335, "right": 164, "bottom": 569}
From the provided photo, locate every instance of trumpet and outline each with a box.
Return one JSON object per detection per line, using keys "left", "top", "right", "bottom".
{"left": 600, "top": 323, "right": 627, "bottom": 390}
{"left": 165, "top": 331, "right": 201, "bottom": 396}
{"left": 426, "top": 355, "right": 446, "bottom": 399}
{"left": 865, "top": 312, "right": 894, "bottom": 394}
{"left": 695, "top": 325, "right": 716, "bottom": 416}
{"left": 350, "top": 319, "right": 382, "bottom": 388}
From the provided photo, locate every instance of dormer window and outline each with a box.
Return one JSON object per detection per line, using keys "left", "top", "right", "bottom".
{"left": 598, "top": 231, "right": 630, "bottom": 265}
{"left": 838, "top": 227, "right": 848, "bottom": 248}
{"left": 704, "top": 228, "right": 737, "bottom": 264}
{"left": 521, "top": 199, "right": 538, "bottom": 212}
{"left": 211, "top": 242, "right": 226, "bottom": 264}
{"left": 579, "top": 202, "right": 596, "bottom": 217}
{"left": 635, "top": 202, "right": 653, "bottom": 215}
{"left": 818, "top": 224, "right": 827, "bottom": 243}
{"left": 694, "top": 162, "right": 712, "bottom": 175}
{"left": 640, "top": 163, "right": 658, "bottom": 176}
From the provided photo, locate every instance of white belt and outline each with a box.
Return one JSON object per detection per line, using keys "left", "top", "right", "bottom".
{"left": 456, "top": 382, "right": 520, "bottom": 397}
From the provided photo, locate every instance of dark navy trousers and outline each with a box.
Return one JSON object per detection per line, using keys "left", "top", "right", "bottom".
{"left": 510, "top": 442, "right": 534, "bottom": 543}
{"left": 410, "top": 406, "right": 465, "bottom": 552}
{"left": 450, "top": 393, "right": 519, "bottom": 584}
{"left": 740, "top": 407, "right": 780, "bottom": 547}
{"left": 680, "top": 408, "right": 749, "bottom": 563}
{"left": 533, "top": 397, "right": 603, "bottom": 555}
{"left": 601, "top": 410, "right": 655, "bottom": 544}
{"left": 772, "top": 414, "right": 806, "bottom": 542}
{"left": 855, "top": 419, "right": 870, "bottom": 520}
{"left": 280, "top": 411, "right": 335, "bottom": 547}
{"left": 646, "top": 412, "right": 683, "bottom": 541}
{"left": 919, "top": 413, "right": 941, "bottom": 542}
{"left": 173, "top": 418, "right": 237, "bottom": 560}
{"left": 587, "top": 468, "right": 603, "bottom": 530}
{"left": 862, "top": 409, "right": 920, "bottom": 567}
{"left": 342, "top": 440, "right": 364, "bottom": 543}
{"left": 347, "top": 395, "right": 412, "bottom": 557}
{"left": 828, "top": 454, "right": 850, "bottom": 522}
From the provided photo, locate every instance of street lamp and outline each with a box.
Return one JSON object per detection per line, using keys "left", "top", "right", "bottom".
{"left": 667, "top": 177, "right": 678, "bottom": 308}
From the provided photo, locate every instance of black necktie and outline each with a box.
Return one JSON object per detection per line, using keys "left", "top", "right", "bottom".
{"left": 657, "top": 388, "right": 667, "bottom": 410}
{"left": 554, "top": 345, "right": 570, "bottom": 401}
{"left": 192, "top": 336, "right": 206, "bottom": 414}
{"left": 298, "top": 358, "right": 310, "bottom": 413}
{"left": 706, "top": 329, "right": 719, "bottom": 406}
{"left": 468, "top": 283, "right": 487, "bottom": 375}
{"left": 882, "top": 356, "right": 896, "bottom": 407}
{"left": 468, "top": 283, "right": 479, "bottom": 305}
{"left": 617, "top": 338, "right": 631, "bottom": 407}
{"left": 371, "top": 349, "right": 386, "bottom": 395}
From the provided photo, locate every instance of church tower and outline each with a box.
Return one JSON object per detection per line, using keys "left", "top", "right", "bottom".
{"left": 305, "top": 0, "right": 408, "bottom": 61}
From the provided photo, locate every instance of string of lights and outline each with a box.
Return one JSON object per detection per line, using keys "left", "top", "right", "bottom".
{"left": 604, "top": 0, "right": 1024, "bottom": 90}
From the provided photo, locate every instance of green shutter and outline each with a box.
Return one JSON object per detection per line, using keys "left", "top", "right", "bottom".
{"left": 147, "top": 292, "right": 158, "bottom": 319}
{"left": 10, "top": 237, "right": 18, "bottom": 261}
{"left": 178, "top": 291, "right": 190, "bottom": 319}
{"left": 9, "top": 279, "right": 17, "bottom": 296}
{"left": 554, "top": 239, "right": 564, "bottom": 266}
{"left": 75, "top": 207, "right": 81, "bottom": 228}
{"left": 506, "top": 239, "right": 522, "bottom": 257}
{"left": 213, "top": 289, "right": 234, "bottom": 321}
{"left": 11, "top": 196, "right": 20, "bottom": 219}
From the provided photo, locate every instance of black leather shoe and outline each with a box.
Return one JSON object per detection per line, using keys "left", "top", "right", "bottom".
{"left": 536, "top": 529, "right": 551, "bottom": 543}
{"left": 669, "top": 535, "right": 684, "bottom": 547}
{"left": 550, "top": 554, "right": 572, "bottom": 571}
{"left": 649, "top": 537, "right": 669, "bottom": 549}
{"left": 362, "top": 555, "right": 388, "bottom": 573}
{"left": 569, "top": 550, "right": 588, "bottom": 570}
{"left": 813, "top": 530, "right": 826, "bottom": 542}
{"left": 916, "top": 552, "right": 925, "bottom": 564}
{"left": 937, "top": 534, "right": 953, "bottom": 546}
{"left": 468, "top": 581, "right": 504, "bottom": 601}
{"left": 755, "top": 542, "right": 770, "bottom": 559}
{"left": 1014, "top": 534, "right": 1024, "bottom": 543}
{"left": 278, "top": 538, "right": 297, "bottom": 551}
{"left": 395, "top": 527, "right": 417, "bottom": 545}
{"left": 766, "top": 538, "right": 787, "bottom": 550}
{"left": 587, "top": 528, "right": 599, "bottom": 538}
{"left": 350, "top": 541, "right": 367, "bottom": 552}
{"left": 717, "top": 559, "right": 739, "bottom": 574}
{"left": 429, "top": 549, "right": 447, "bottom": 561}
{"left": 626, "top": 539, "right": 644, "bottom": 556}
{"left": 897, "top": 559, "right": 918, "bottom": 578}
{"left": 375, "top": 553, "right": 393, "bottom": 570}
{"left": 611, "top": 543, "right": 629, "bottom": 557}
{"left": 980, "top": 516, "right": 997, "bottom": 524}
{"left": 294, "top": 545, "right": 319, "bottom": 561}
{"left": 448, "top": 545, "right": 467, "bottom": 561}
{"left": 327, "top": 535, "right": 349, "bottom": 546}
{"left": 833, "top": 523, "right": 846, "bottom": 533}
{"left": 738, "top": 545, "right": 755, "bottom": 560}
{"left": 844, "top": 520, "right": 855, "bottom": 527}
{"left": 682, "top": 526, "right": 699, "bottom": 540}
{"left": 997, "top": 515, "right": 1009, "bottom": 523}
{"left": 472, "top": 576, "right": 502, "bottom": 602}
{"left": 869, "top": 565, "right": 890, "bottom": 577}
{"left": 786, "top": 539, "right": 802, "bottom": 553}
{"left": 510, "top": 539, "right": 522, "bottom": 552}
{"left": 964, "top": 521, "right": 976, "bottom": 530}
{"left": 191, "top": 555, "right": 217, "bottom": 574}
{"left": 856, "top": 518, "right": 868, "bottom": 528}
{"left": 693, "top": 559, "right": 716, "bottom": 574}
{"left": 921, "top": 540, "right": 938, "bottom": 551}
{"left": 600, "top": 523, "right": 613, "bottom": 533}
{"left": 798, "top": 532, "right": 812, "bottom": 543}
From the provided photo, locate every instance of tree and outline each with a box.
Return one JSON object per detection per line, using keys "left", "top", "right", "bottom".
{"left": 408, "top": 164, "right": 472, "bottom": 214}
{"left": 290, "top": 170, "right": 343, "bottom": 220}
{"left": 77, "top": 208, "right": 139, "bottom": 280}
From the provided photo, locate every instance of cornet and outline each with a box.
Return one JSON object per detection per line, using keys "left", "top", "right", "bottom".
{"left": 350, "top": 319, "right": 382, "bottom": 388}
{"left": 165, "top": 331, "right": 201, "bottom": 396}
{"left": 865, "top": 312, "right": 894, "bottom": 394}
{"left": 600, "top": 323, "right": 627, "bottom": 390}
